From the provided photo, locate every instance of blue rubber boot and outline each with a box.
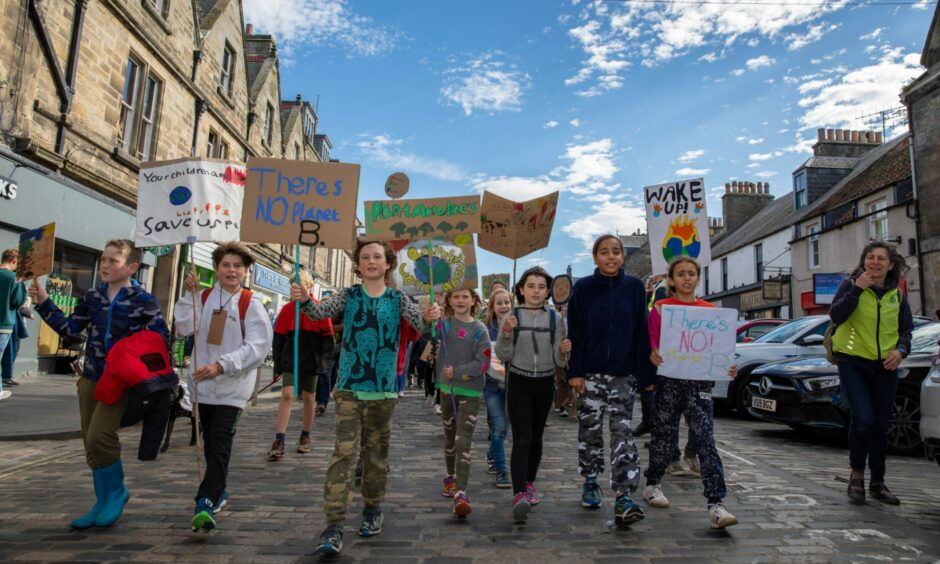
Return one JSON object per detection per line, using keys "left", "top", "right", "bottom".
{"left": 70, "top": 469, "right": 104, "bottom": 529}
{"left": 94, "top": 460, "right": 130, "bottom": 527}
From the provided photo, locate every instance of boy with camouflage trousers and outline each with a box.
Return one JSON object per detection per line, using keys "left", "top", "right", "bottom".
{"left": 291, "top": 240, "right": 439, "bottom": 556}
{"left": 30, "top": 239, "right": 170, "bottom": 529}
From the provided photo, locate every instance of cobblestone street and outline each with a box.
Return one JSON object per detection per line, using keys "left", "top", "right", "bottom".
{"left": 1, "top": 383, "right": 938, "bottom": 563}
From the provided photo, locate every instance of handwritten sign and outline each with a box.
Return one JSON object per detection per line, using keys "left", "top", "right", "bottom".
{"left": 482, "top": 273, "right": 510, "bottom": 298}
{"left": 384, "top": 172, "right": 409, "bottom": 199}
{"left": 389, "top": 236, "right": 478, "bottom": 297}
{"left": 17, "top": 222, "right": 55, "bottom": 279}
{"left": 240, "top": 159, "right": 360, "bottom": 248}
{"left": 550, "top": 274, "right": 573, "bottom": 306}
{"left": 363, "top": 195, "right": 479, "bottom": 241}
{"left": 658, "top": 304, "right": 736, "bottom": 381}
{"left": 644, "top": 178, "right": 711, "bottom": 275}
{"left": 137, "top": 158, "right": 245, "bottom": 247}
{"left": 478, "top": 191, "right": 559, "bottom": 260}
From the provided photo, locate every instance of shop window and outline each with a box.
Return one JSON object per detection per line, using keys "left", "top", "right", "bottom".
{"left": 53, "top": 243, "right": 100, "bottom": 298}
{"left": 118, "top": 56, "right": 163, "bottom": 160}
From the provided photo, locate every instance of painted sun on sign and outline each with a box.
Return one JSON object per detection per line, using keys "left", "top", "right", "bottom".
{"left": 644, "top": 178, "right": 711, "bottom": 275}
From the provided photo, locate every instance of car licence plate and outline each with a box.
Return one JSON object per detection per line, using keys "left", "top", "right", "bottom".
{"left": 751, "top": 397, "right": 777, "bottom": 412}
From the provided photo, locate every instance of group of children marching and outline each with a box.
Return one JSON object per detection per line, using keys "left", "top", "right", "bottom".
{"left": 34, "top": 233, "right": 738, "bottom": 557}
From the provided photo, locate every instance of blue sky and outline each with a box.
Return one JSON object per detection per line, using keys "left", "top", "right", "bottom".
{"left": 245, "top": 0, "right": 933, "bottom": 280}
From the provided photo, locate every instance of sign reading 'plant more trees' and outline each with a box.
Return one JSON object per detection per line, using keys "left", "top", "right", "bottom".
{"left": 362, "top": 195, "right": 480, "bottom": 241}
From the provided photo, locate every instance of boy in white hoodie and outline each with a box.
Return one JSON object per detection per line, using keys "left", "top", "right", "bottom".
{"left": 174, "top": 243, "right": 274, "bottom": 532}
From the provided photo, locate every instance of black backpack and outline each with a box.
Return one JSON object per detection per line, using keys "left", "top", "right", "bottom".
{"left": 512, "top": 307, "right": 557, "bottom": 348}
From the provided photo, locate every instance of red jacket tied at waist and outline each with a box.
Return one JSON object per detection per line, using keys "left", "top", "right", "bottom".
{"left": 95, "top": 330, "right": 177, "bottom": 405}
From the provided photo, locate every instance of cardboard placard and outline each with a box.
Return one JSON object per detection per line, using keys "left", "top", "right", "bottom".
{"left": 478, "top": 191, "right": 559, "bottom": 259}
{"left": 389, "top": 235, "right": 478, "bottom": 297}
{"left": 17, "top": 222, "right": 55, "bottom": 279}
{"left": 363, "top": 195, "right": 480, "bottom": 241}
{"left": 137, "top": 158, "right": 245, "bottom": 247}
{"left": 240, "top": 159, "right": 361, "bottom": 248}
{"left": 550, "top": 274, "right": 573, "bottom": 306}
{"left": 644, "top": 178, "right": 711, "bottom": 275}
{"left": 384, "top": 172, "right": 410, "bottom": 199}
{"left": 481, "top": 273, "right": 510, "bottom": 298}
{"left": 658, "top": 304, "right": 736, "bottom": 381}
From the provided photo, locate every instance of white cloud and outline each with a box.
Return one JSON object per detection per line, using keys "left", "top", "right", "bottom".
{"left": 796, "top": 46, "right": 923, "bottom": 131}
{"left": 860, "top": 27, "right": 885, "bottom": 41}
{"left": 441, "top": 54, "right": 531, "bottom": 116}
{"left": 356, "top": 134, "right": 466, "bottom": 181}
{"left": 564, "top": 0, "right": 853, "bottom": 80}
{"left": 749, "top": 152, "right": 775, "bottom": 162}
{"left": 470, "top": 174, "right": 563, "bottom": 202}
{"left": 912, "top": 0, "right": 930, "bottom": 10}
{"left": 746, "top": 55, "right": 776, "bottom": 71}
{"left": 545, "top": 120, "right": 559, "bottom": 129}
{"left": 784, "top": 23, "right": 839, "bottom": 51}
{"left": 678, "top": 149, "right": 706, "bottom": 163}
{"left": 675, "top": 167, "right": 710, "bottom": 176}
{"left": 736, "top": 136, "right": 764, "bottom": 145}
{"left": 730, "top": 68, "right": 746, "bottom": 77}
{"left": 570, "top": 118, "right": 582, "bottom": 127}
{"left": 746, "top": 163, "right": 761, "bottom": 169}
{"left": 523, "top": 255, "right": 551, "bottom": 269}
{"left": 754, "top": 171, "right": 777, "bottom": 179}
{"left": 561, "top": 195, "right": 647, "bottom": 260}
{"left": 244, "top": 0, "right": 397, "bottom": 57}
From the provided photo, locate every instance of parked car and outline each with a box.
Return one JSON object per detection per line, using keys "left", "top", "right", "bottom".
{"left": 920, "top": 355, "right": 940, "bottom": 466}
{"left": 716, "top": 315, "right": 830, "bottom": 413}
{"left": 737, "top": 319, "right": 787, "bottom": 343}
{"left": 747, "top": 322, "right": 940, "bottom": 455}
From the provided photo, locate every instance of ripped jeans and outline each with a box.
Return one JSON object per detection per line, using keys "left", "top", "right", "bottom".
{"left": 440, "top": 391, "right": 481, "bottom": 493}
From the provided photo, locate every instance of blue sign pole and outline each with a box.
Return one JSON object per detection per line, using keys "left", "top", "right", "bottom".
{"left": 294, "top": 246, "right": 301, "bottom": 398}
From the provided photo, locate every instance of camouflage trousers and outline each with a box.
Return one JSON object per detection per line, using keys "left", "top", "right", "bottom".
{"left": 644, "top": 377, "right": 726, "bottom": 501}
{"left": 577, "top": 373, "right": 640, "bottom": 495}
{"left": 440, "top": 391, "right": 481, "bottom": 492}
{"left": 323, "top": 391, "right": 396, "bottom": 525}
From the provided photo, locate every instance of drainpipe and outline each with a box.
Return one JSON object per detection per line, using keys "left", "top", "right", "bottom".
{"left": 907, "top": 106, "right": 926, "bottom": 316}
{"left": 245, "top": 110, "right": 257, "bottom": 161}
{"left": 191, "top": 50, "right": 202, "bottom": 83}
{"left": 191, "top": 99, "right": 209, "bottom": 157}
{"left": 54, "top": 0, "right": 88, "bottom": 154}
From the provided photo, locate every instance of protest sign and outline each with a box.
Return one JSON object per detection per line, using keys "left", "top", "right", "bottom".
{"left": 363, "top": 195, "right": 479, "bottom": 241}
{"left": 478, "top": 191, "right": 559, "bottom": 259}
{"left": 658, "top": 304, "right": 736, "bottom": 381}
{"left": 240, "top": 159, "right": 360, "bottom": 248}
{"left": 17, "top": 222, "right": 55, "bottom": 279}
{"left": 136, "top": 158, "right": 246, "bottom": 247}
{"left": 644, "top": 178, "right": 711, "bottom": 275}
{"left": 390, "top": 235, "right": 478, "bottom": 297}
{"left": 481, "top": 273, "right": 510, "bottom": 298}
{"left": 384, "top": 172, "right": 409, "bottom": 199}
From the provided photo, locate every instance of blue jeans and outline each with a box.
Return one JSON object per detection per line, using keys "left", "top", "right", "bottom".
{"left": 838, "top": 361, "right": 898, "bottom": 485}
{"left": 483, "top": 376, "right": 508, "bottom": 473}
{"left": 0, "top": 332, "right": 13, "bottom": 383}
{"left": 316, "top": 373, "right": 331, "bottom": 406}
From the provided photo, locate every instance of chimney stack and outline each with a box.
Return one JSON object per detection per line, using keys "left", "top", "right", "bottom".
{"left": 722, "top": 178, "right": 775, "bottom": 233}
{"left": 246, "top": 23, "right": 253, "bottom": 35}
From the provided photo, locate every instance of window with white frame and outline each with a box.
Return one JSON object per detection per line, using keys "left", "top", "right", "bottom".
{"left": 808, "top": 224, "right": 820, "bottom": 269}
{"left": 794, "top": 170, "right": 807, "bottom": 209}
{"left": 118, "top": 56, "right": 162, "bottom": 160}
{"left": 867, "top": 198, "right": 888, "bottom": 241}
{"left": 220, "top": 43, "right": 236, "bottom": 95}
{"left": 207, "top": 129, "right": 227, "bottom": 159}
{"left": 263, "top": 103, "right": 274, "bottom": 146}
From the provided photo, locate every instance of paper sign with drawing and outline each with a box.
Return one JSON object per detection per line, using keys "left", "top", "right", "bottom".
{"left": 658, "top": 304, "right": 737, "bottom": 381}
{"left": 136, "top": 158, "right": 246, "bottom": 247}
{"left": 478, "top": 190, "right": 559, "bottom": 260}
{"left": 17, "top": 222, "right": 55, "bottom": 279}
{"left": 362, "top": 195, "right": 480, "bottom": 241}
{"left": 389, "top": 236, "right": 478, "bottom": 297}
{"left": 644, "top": 178, "right": 711, "bottom": 275}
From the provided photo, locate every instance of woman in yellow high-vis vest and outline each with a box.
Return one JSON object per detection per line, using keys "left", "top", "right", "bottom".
{"left": 830, "top": 242, "right": 913, "bottom": 506}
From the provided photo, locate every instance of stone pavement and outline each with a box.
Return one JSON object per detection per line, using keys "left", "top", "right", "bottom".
{"left": 0, "top": 382, "right": 938, "bottom": 563}
{"left": 0, "top": 373, "right": 81, "bottom": 441}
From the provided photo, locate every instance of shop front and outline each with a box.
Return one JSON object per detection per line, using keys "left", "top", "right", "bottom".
{"left": 0, "top": 150, "right": 155, "bottom": 374}
{"left": 739, "top": 281, "right": 791, "bottom": 320}
{"left": 251, "top": 263, "right": 290, "bottom": 321}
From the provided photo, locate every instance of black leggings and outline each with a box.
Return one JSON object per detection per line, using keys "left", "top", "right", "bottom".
{"left": 507, "top": 370, "right": 555, "bottom": 495}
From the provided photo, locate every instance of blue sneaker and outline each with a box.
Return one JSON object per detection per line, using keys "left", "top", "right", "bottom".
{"left": 315, "top": 524, "right": 344, "bottom": 555}
{"left": 581, "top": 476, "right": 602, "bottom": 508}
{"left": 359, "top": 506, "right": 383, "bottom": 537}
{"left": 191, "top": 497, "right": 216, "bottom": 533}
{"left": 212, "top": 490, "right": 228, "bottom": 514}
{"left": 614, "top": 494, "right": 645, "bottom": 528}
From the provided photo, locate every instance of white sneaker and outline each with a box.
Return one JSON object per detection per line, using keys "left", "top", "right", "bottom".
{"left": 643, "top": 484, "right": 670, "bottom": 508}
{"left": 708, "top": 503, "right": 738, "bottom": 529}
{"left": 666, "top": 461, "right": 685, "bottom": 476}
{"left": 424, "top": 395, "right": 434, "bottom": 408}
{"left": 683, "top": 455, "right": 701, "bottom": 476}
{"left": 434, "top": 404, "right": 442, "bottom": 415}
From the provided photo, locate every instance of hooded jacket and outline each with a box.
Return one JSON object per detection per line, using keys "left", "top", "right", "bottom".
{"left": 95, "top": 329, "right": 178, "bottom": 404}
{"left": 567, "top": 268, "right": 654, "bottom": 388}
{"left": 272, "top": 299, "right": 334, "bottom": 377}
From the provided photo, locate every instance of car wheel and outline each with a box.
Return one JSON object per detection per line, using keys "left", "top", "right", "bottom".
{"left": 887, "top": 385, "right": 922, "bottom": 455}
{"left": 733, "top": 370, "right": 758, "bottom": 419}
